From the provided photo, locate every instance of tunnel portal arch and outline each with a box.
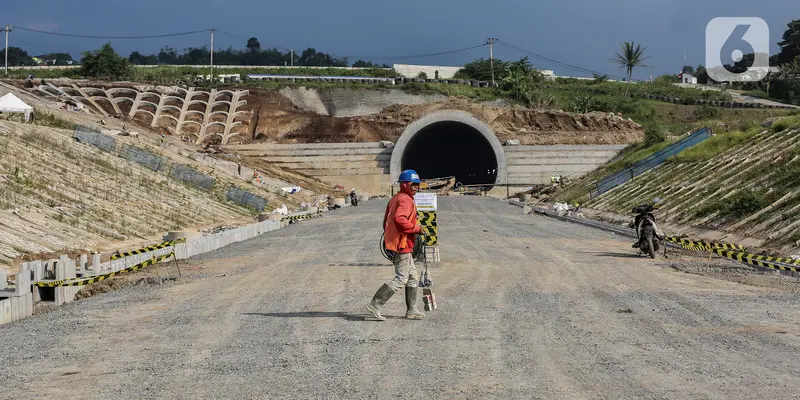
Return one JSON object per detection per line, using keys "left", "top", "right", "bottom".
{"left": 390, "top": 110, "right": 507, "bottom": 188}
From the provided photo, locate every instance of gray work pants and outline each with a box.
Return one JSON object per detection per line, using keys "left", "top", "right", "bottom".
{"left": 388, "top": 252, "right": 418, "bottom": 291}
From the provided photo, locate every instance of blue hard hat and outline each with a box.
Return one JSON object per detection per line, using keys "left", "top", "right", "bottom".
{"left": 398, "top": 169, "right": 421, "bottom": 183}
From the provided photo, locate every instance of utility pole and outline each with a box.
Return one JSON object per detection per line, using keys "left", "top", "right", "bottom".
{"left": 290, "top": 49, "right": 294, "bottom": 67}
{"left": 486, "top": 38, "right": 498, "bottom": 86}
{"left": 3, "top": 25, "right": 11, "bottom": 75}
{"left": 209, "top": 29, "right": 215, "bottom": 83}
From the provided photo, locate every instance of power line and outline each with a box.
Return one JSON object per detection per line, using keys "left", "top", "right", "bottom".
{"left": 497, "top": 41, "right": 626, "bottom": 80}
{"left": 13, "top": 26, "right": 211, "bottom": 39}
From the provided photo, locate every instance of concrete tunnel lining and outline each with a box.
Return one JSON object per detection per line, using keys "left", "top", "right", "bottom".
{"left": 390, "top": 110, "right": 507, "bottom": 186}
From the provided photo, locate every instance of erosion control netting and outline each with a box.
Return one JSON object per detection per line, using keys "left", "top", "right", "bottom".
{"left": 169, "top": 164, "right": 216, "bottom": 190}
{"left": 73, "top": 125, "right": 117, "bottom": 153}
{"left": 226, "top": 186, "right": 267, "bottom": 211}
{"left": 591, "top": 127, "right": 713, "bottom": 198}
{"left": 119, "top": 144, "right": 167, "bottom": 172}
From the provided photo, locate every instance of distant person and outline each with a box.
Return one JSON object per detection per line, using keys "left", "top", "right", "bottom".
{"left": 365, "top": 169, "right": 425, "bottom": 321}
{"left": 237, "top": 163, "right": 242, "bottom": 176}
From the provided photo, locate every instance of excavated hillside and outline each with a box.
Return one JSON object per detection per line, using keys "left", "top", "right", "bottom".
{"left": 555, "top": 117, "right": 800, "bottom": 254}
{"left": 241, "top": 88, "right": 644, "bottom": 145}
{"left": 0, "top": 83, "right": 338, "bottom": 274}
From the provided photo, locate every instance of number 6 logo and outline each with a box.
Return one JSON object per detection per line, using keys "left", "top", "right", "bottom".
{"left": 706, "top": 17, "right": 770, "bottom": 82}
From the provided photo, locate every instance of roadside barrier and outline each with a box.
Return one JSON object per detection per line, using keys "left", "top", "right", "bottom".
{"left": 34, "top": 253, "right": 175, "bottom": 287}
{"left": 110, "top": 239, "right": 185, "bottom": 261}
{"left": 665, "top": 236, "right": 743, "bottom": 251}
{"left": 666, "top": 236, "right": 800, "bottom": 267}
{"left": 711, "top": 249, "right": 800, "bottom": 273}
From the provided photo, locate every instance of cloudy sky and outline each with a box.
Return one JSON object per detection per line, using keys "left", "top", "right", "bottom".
{"left": 5, "top": 0, "right": 797, "bottom": 78}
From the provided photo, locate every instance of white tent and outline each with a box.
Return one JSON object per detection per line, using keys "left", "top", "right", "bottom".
{"left": 0, "top": 93, "right": 33, "bottom": 122}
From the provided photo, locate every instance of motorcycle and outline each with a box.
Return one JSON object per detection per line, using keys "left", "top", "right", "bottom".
{"left": 630, "top": 203, "right": 663, "bottom": 258}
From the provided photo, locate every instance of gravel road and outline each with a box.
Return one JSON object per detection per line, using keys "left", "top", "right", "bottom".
{"left": 2, "top": 196, "right": 800, "bottom": 399}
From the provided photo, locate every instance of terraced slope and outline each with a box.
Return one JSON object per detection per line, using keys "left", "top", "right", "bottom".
{"left": 566, "top": 123, "right": 800, "bottom": 250}
{"left": 0, "top": 121, "right": 257, "bottom": 270}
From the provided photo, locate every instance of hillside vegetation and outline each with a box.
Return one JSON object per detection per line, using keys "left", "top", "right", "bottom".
{"left": 555, "top": 115, "right": 800, "bottom": 250}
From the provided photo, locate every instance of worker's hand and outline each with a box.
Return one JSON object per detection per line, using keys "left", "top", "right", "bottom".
{"left": 414, "top": 224, "right": 423, "bottom": 234}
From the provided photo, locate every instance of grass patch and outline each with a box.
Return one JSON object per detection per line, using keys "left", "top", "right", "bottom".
{"left": 770, "top": 115, "right": 800, "bottom": 132}
{"left": 669, "top": 129, "right": 760, "bottom": 163}
{"left": 743, "top": 90, "right": 769, "bottom": 99}
{"left": 694, "top": 188, "right": 778, "bottom": 218}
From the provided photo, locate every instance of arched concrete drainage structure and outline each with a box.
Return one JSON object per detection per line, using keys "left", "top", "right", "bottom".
{"left": 390, "top": 110, "right": 507, "bottom": 187}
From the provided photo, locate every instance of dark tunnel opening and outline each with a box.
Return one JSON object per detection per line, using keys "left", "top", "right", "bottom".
{"left": 400, "top": 121, "right": 498, "bottom": 188}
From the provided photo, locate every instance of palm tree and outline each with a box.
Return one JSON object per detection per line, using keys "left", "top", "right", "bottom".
{"left": 612, "top": 41, "right": 650, "bottom": 97}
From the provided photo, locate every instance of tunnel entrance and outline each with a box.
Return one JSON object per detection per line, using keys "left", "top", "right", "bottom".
{"left": 400, "top": 121, "right": 498, "bottom": 187}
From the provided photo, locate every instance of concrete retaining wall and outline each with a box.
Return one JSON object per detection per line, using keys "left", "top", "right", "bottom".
{"left": 0, "top": 210, "right": 315, "bottom": 325}
{"left": 225, "top": 142, "right": 394, "bottom": 195}
{"left": 226, "top": 141, "right": 627, "bottom": 196}
{"left": 504, "top": 144, "right": 627, "bottom": 195}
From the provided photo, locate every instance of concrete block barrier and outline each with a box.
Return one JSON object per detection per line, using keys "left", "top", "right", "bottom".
{"left": 1, "top": 212, "right": 295, "bottom": 325}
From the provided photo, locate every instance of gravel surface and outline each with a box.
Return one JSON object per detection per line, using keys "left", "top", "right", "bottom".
{"left": 2, "top": 197, "right": 800, "bottom": 399}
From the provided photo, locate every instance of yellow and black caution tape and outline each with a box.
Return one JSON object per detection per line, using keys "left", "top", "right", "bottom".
{"left": 668, "top": 235, "right": 800, "bottom": 265}
{"left": 282, "top": 213, "right": 321, "bottom": 222}
{"left": 712, "top": 249, "right": 800, "bottom": 273}
{"left": 665, "top": 236, "right": 743, "bottom": 251}
{"left": 418, "top": 211, "right": 438, "bottom": 246}
{"left": 110, "top": 239, "right": 186, "bottom": 261}
{"left": 35, "top": 252, "right": 175, "bottom": 287}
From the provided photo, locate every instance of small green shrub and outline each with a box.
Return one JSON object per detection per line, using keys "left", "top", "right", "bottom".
{"left": 770, "top": 116, "right": 800, "bottom": 132}
{"left": 694, "top": 104, "right": 720, "bottom": 120}
{"left": 695, "top": 188, "right": 772, "bottom": 218}
{"left": 644, "top": 123, "right": 666, "bottom": 145}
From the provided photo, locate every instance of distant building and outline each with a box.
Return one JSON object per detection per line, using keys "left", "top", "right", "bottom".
{"left": 680, "top": 73, "right": 697, "bottom": 85}
{"left": 392, "top": 64, "right": 463, "bottom": 79}
{"left": 393, "top": 63, "right": 556, "bottom": 81}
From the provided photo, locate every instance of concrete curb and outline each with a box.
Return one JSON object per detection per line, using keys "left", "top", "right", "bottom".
{"left": 0, "top": 209, "right": 322, "bottom": 326}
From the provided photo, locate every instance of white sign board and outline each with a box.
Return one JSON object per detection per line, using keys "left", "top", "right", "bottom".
{"left": 414, "top": 193, "right": 437, "bottom": 211}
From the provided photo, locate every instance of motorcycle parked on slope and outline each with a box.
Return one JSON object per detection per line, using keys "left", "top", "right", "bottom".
{"left": 630, "top": 204, "right": 664, "bottom": 259}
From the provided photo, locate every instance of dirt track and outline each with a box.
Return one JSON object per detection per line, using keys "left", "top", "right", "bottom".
{"left": 2, "top": 197, "right": 800, "bottom": 399}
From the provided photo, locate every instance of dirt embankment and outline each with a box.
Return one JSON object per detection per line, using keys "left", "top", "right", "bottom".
{"left": 240, "top": 89, "right": 644, "bottom": 146}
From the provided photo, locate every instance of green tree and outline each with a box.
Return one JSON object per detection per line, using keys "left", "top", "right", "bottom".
{"left": 777, "top": 19, "right": 800, "bottom": 65}
{"left": 128, "top": 51, "right": 157, "bottom": 65}
{"left": 612, "top": 41, "right": 650, "bottom": 97}
{"left": 501, "top": 57, "right": 545, "bottom": 105}
{"left": 0, "top": 46, "right": 33, "bottom": 66}
{"left": 681, "top": 65, "right": 695, "bottom": 74}
{"left": 454, "top": 57, "right": 509, "bottom": 81}
{"left": 695, "top": 65, "right": 710, "bottom": 84}
{"left": 157, "top": 47, "right": 178, "bottom": 64}
{"left": 80, "top": 43, "right": 131, "bottom": 80}
{"left": 246, "top": 37, "right": 261, "bottom": 53}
